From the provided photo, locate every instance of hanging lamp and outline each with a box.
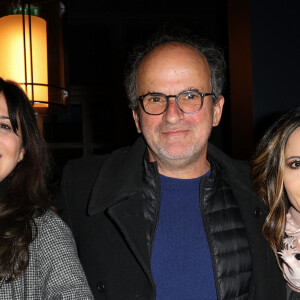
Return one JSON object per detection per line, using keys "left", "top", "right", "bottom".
{"left": 0, "top": 0, "right": 68, "bottom": 115}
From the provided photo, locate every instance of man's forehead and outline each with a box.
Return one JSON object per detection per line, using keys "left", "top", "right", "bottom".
{"left": 137, "top": 41, "right": 210, "bottom": 82}
{"left": 142, "top": 41, "right": 204, "bottom": 62}
{"left": 136, "top": 41, "right": 211, "bottom": 96}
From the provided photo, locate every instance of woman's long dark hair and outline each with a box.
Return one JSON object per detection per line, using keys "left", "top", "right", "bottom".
{"left": 0, "top": 78, "right": 52, "bottom": 281}
{"left": 252, "top": 106, "right": 300, "bottom": 267}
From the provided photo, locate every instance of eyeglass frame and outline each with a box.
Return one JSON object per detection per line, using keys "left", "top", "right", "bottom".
{"left": 137, "top": 90, "right": 216, "bottom": 115}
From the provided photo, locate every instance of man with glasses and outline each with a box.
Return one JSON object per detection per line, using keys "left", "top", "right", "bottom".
{"left": 56, "top": 28, "right": 286, "bottom": 299}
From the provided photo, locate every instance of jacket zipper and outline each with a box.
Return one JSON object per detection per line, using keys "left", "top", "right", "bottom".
{"left": 199, "top": 177, "right": 220, "bottom": 300}
{"left": 149, "top": 163, "right": 161, "bottom": 300}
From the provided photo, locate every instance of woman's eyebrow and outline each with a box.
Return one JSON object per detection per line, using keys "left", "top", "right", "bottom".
{"left": 286, "top": 156, "right": 300, "bottom": 160}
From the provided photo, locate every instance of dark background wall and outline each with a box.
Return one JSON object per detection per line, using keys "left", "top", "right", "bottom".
{"left": 250, "top": 0, "right": 300, "bottom": 143}
{"left": 44, "top": 0, "right": 300, "bottom": 174}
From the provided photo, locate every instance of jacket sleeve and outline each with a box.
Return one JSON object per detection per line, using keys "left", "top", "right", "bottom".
{"left": 36, "top": 211, "right": 94, "bottom": 299}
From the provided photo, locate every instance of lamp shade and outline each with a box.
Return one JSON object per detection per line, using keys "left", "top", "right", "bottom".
{"left": 0, "top": 14, "right": 48, "bottom": 108}
{"left": 0, "top": 1, "right": 68, "bottom": 115}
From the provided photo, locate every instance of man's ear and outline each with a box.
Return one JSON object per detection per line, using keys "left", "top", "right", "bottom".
{"left": 132, "top": 109, "right": 142, "bottom": 133}
{"left": 212, "top": 95, "right": 224, "bottom": 127}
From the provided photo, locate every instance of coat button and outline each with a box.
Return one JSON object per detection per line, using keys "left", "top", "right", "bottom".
{"left": 97, "top": 281, "right": 105, "bottom": 294}
{"left": 254, "top": 207, "right": 262, "bottom": 218}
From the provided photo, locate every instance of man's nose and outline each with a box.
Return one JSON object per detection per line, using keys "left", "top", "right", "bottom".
{"left": 163, "top": 97, "right": 184, "bottom": 123}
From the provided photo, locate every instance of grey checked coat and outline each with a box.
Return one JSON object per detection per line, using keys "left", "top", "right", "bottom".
{"left": 0, "top": 210, "right": 93, "bottom": 299}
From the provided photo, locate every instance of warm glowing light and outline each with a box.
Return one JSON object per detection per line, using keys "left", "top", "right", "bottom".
{"left": 0, "top": 14, "right": 48, "bottom": 108}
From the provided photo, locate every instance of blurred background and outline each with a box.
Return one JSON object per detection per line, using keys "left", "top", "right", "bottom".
{"left": 1, "top": 0, "right": 299, "bottom": 177}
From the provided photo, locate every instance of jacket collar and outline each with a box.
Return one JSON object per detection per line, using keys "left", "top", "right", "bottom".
{"left": 88, "top": 137, "right": 257, "bottom": 215}
{"left": 207, "top": 143, "right": 256, "bottom": 197}
{"left": 88, "top": 137, "right": 154, "bottom": 281}
{"left": 88, "top": 136, "right": 147, "bottom": 215}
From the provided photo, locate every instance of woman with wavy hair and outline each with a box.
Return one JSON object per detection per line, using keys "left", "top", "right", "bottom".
{"left": 252, "top": 107, "right": 300, "bottom": 297}
{"left": 0, "top": 78, "right": 93, "bottom": 299}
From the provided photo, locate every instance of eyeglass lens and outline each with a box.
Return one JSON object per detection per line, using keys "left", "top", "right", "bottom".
{"left": 142, "top": 91, "right": 203, "bottom": 114}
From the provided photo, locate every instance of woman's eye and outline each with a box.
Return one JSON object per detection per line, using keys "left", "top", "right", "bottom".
{"left": 288, "top": 159, "right": 300, "bottom": 169}
{"left": 0, "top": 123, "right": 12, "bottom": 131}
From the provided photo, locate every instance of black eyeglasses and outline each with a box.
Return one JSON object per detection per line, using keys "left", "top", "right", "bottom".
{"left": 137, "top": 90, "right": 215, "bottom": 115}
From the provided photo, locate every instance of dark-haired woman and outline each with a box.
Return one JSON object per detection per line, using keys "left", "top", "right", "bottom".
{"left": 252, "top": 107, "right": 300, "bottom": 299}
{"left": 0, "top": 78, "right": 93, "bottom": 299}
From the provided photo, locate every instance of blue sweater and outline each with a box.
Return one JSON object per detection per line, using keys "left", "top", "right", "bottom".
{"left": 151, "top": 172, "right": 217, "bottom": 300}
